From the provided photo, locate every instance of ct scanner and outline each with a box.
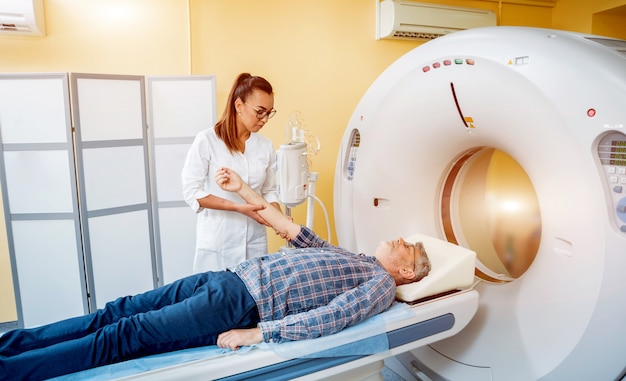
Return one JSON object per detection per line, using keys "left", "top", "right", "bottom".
{"left": 334, "top": 26, "right": 626, "bottom": 380}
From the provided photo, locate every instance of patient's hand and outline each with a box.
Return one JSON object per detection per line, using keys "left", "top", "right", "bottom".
{"left": 217, "top": 327, "right": 263, "bottom": 351}
{"left": 215, "top": 167, "right": 242, "bottom": 192}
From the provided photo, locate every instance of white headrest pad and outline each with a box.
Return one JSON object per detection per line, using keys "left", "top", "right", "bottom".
{"left": 396, "top": 233, "right": 476, "bottom": 302}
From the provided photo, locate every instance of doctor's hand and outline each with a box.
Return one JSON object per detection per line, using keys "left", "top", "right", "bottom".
{"left": 240, "top": 203, "right": 271, "bottom": 227}
{"left": 215, "top": 167, "right": 242, "bottom": 192}
{"left": 217, "top": 327, "right": 263, "bottom": 351}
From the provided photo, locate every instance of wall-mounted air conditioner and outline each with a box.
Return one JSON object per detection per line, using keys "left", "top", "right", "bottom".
{"left": 376, "top": 0, "right": 496, "bottom": 41}
{"left": 0, "top": 0, "right": 46, "bottom": 36}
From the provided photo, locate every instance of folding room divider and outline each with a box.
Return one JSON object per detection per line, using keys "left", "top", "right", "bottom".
{"left": 0, "top": 72, "right": 216, "bottom": 328}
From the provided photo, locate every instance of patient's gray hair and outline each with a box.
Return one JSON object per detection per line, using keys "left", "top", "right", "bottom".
{"left": 412, "top": 242, "right": 431, "bottom": 282}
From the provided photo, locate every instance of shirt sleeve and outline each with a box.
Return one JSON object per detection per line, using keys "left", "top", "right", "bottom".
{"left": 181, "top": 132, "right": 211, "bottom": 213}
{"left": 258, "top": 271, "right": 396, "bottom": 343}
{"left": 290, "top": 226, "right": 333, "bottom": 249}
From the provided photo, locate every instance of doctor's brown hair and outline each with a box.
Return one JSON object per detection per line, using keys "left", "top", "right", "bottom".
{"left": 215, "top": 73, "right": 274, "bottom": 154}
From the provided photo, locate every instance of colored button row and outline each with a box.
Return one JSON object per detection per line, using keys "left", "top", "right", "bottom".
{"left": 422, "top": 58, "right": 475, "bottom": 72}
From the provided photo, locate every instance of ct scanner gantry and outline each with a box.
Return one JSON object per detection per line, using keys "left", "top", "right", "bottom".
{"left": 334, "top": 26, "right": 626, "bottom": 380}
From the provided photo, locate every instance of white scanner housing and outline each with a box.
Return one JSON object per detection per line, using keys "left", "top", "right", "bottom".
{"left": 335, "top": 26, "right": 626, "bottom": 380}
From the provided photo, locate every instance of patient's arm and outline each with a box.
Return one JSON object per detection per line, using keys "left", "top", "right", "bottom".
{"left": 197, "top": 194, "right": 272, "bottom": 227}
{"left": 216, "top": 167, "right": 300, "bottom": 240}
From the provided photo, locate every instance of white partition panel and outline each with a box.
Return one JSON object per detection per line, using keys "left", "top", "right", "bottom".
{"left": 75, "top": 78, "right": 144, "bottom": 141}
{"left": 4, "top": 150, "right": 74, "bottom": 214}
{"left": 153, "top": 144, "right": 197, "bottom": 283}
{"left": 157, "top": 207, "right": 196, "bottom": 283}
{"left": 0, "top": 73, "right": 86, "bottom": 328}
{"left": 154, "top": 144, "right": 195, "bottom": 202}
{"left": 146, "top": 76, "right": 216, "bottom": 285}
{"left": 72, "top": 73, "right": 156, "bottom": 308}
{"left": 0, "top": 81, "right": 69, "bottom": 143}
{"left": 82, "top": 146, "right": 148, "bottom": 211}
{"left": 88, "top": 211, "right": 153, "bottom": 307}
{"left": 12, "top": 220, "right": 84, "bottom": 327}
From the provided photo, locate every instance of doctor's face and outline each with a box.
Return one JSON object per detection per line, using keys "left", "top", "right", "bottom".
{"left": 237, "top": 89, "right": 275, "bottom": 134}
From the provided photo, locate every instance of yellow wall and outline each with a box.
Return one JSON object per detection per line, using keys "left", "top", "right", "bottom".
{"left": 591, "top": 4, "right": 626, "bottom": 39}
{"left": 0, "top": 0, "right": 191, "bottom": 324}
{"left": 0, "top": 0, "right": 191, "bottom": 75}
{"left": 0, "top": 0, "right": 625, "bottom": 323}
{"left": 554, "top": 0, "right": 626, "bottom": 38}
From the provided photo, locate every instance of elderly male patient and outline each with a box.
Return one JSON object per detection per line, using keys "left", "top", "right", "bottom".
{"left": 0, "top": 167, "right": 431, "bottom": 381}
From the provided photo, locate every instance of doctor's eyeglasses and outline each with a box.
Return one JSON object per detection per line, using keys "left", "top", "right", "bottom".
{"left": 245, "top": 103, "right": 277, "bottom": 120}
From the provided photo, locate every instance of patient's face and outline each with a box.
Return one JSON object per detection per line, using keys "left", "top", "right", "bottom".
{"left": 374, "top": 238, "right": 415, "bottom": 269}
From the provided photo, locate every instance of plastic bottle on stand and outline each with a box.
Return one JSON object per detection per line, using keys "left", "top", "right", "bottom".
{"left": 286, "top": 112, "right": 304, "bottom": 144}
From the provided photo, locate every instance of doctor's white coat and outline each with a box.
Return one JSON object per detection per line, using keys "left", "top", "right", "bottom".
{"left": 182, "top": 127, "right": 279, "bottom": 272}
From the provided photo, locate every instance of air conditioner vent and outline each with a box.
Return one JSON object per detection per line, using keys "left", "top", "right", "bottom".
{"left": 0, "top": 0, "right": 45, "bottom": 36}
{"left": 377, "top": 0, "right": 496, "bottom": 41}
{"left": 1, "top": 23, "right": 32, "bottom": 33}
{"left": 393, "top": 31, "right": 441, "bottom": 40}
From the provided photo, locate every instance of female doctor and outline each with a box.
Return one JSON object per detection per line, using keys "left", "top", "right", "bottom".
{"left": 182, "top": 73, "right": 284, "bottom": 272}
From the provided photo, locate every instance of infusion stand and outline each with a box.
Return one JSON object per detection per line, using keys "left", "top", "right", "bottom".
{"left": 276, "top": 118, "right": 329, "bottom": 247}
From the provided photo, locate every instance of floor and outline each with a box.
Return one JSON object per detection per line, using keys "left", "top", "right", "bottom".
{"left": 382, "top": 366, "right": 408, "bottom": 380}
{"left": 0, "top": 321, "right": 17, "bottom": 336}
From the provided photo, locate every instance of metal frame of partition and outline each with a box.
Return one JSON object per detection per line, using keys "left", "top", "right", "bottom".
{"left": 70, "top": 73, "right": 157, "bottom": 310}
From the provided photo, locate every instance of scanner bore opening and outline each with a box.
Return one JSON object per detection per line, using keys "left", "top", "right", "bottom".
{"left": 441, "top": 147, "right": 541, "bottom": 283}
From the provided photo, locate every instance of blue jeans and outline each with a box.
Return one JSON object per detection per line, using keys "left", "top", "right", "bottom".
{"left": 0, "top": 271, "right": 259, "bottom": 381}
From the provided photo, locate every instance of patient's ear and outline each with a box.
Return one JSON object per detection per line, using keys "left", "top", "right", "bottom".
{"left": 399, "top": 267, "right": 415, "bottom": 280}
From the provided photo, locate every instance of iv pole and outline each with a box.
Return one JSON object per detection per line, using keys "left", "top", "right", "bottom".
{"left": 276, "top": 113, "right": 329, "bottom": 248}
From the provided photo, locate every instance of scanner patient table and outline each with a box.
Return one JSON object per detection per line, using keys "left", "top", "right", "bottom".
{"left": 52, "top": 234, "right": 479, "bottom": 381}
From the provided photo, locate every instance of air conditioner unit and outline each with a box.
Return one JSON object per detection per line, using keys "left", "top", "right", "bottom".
{"left": 377, "top": 0, "right": 496, "bottom": 40}
{"left": 0, "top": 0, "right": 46, "bottom": 36}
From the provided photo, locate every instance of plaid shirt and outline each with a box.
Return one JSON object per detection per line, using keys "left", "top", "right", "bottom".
{"left": 234, "top": 226, "right": 396, "bottom": 343}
